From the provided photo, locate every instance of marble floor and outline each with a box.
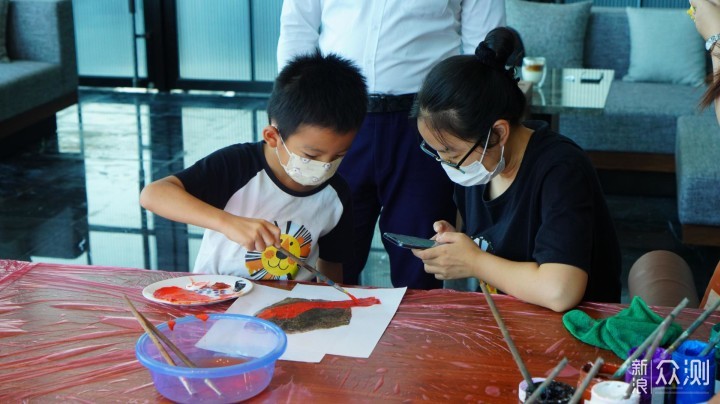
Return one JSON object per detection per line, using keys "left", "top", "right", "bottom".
{"left": 2, "top": 89, "right": 719, "bottom": 303}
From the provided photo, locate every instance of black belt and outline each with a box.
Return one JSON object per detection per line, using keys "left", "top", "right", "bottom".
{"left": 367, "top": 93, "right": 417, "bottom": 113}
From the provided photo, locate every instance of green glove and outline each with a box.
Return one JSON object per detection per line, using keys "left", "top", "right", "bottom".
{"left": 562, "top": 296, "right": 683, "bottom": 359}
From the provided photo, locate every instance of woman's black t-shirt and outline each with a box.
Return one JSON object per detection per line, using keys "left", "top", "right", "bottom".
{"left": 456, "top": 120, "right": 621, "bottom": 303}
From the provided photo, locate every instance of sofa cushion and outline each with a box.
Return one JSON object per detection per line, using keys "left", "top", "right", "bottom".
{"left": 506, "top": 0, "right": 592, "bottom": 69}
{"left": 584, "top": 8, "right": 630, "bottom": 76}
{"left": 624, "top": 7, "right": 706, "bottom": 87}
{"left": 676, "top": 115, "right": 720, "bottom": 226}
{"left": 0, "top": 0, "right": 8, "bottom": 62}
{"left": 559, "top": 81, "right": 707, "bottom": 154}
{"left": 0, "top": 61, "right": 64, "bottom": 121}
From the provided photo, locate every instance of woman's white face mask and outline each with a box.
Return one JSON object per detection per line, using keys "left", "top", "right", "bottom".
{"left": 441, "top": 134, "right": 505, "bottom": 187}
{"left": 275, "top": 135, "right": 342, "bottom": 186}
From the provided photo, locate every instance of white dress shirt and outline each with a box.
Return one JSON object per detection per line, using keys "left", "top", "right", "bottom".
{"left": 277, "top": 0, "right": 506, "bottom": 95}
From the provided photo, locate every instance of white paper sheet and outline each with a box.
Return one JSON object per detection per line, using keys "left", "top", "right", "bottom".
{"left": 287, "top": 284, "right": 406, "bottom": 358}
{"left": 222, "top": 283, "right": 406, "bottom": 362}
{"left": 224, "top": 284, "right": 326, "bottom": 362}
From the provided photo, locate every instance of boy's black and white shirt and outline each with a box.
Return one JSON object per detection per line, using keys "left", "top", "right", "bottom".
{"left": 175, "top": 141, "right": 353, "bottom": 281}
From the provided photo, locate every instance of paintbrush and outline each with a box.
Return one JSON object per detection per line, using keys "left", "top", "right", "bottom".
{"left": 611, "top": 297, "right": 689, "bottom": 379}
{"left": 524, "top": 357, "right": 569, "bottom": 404}
{"left": 624, "top": 319, "right": 670, "bottom": 399}
{"left": 568, "top": 357, "right": 604, "bottom": 404}
{"left": 699, "top": 329, "right": 720, "bottom": 357}
{"left": 479, "top": 282, "right": 535, "bottom": 393}
{"left": 662, "top": 298, "right": 720, "bottom": 359}
{"left": 275, "top": 246, "right": 359, "bottom": 302}
{"left": 124, "top": 295, "right": 222, "bottom": 397}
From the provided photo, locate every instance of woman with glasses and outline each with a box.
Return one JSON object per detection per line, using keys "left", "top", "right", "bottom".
{"left": 411, "top": 27, "right": 621, "bottom": 312}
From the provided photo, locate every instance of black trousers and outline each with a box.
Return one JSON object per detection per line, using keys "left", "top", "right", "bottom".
{"left": 338, "top": 110, "right": 456, "bottom": 289}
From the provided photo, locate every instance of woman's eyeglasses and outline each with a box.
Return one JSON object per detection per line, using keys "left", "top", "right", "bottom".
{"left": 418, "top": 129, "right": 491, "bottom": 174}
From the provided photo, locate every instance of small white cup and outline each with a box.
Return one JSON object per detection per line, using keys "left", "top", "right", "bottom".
{"left": 588, "top": 381, "right": 640, "bottom": 404}
{"left": 518, "top": 377, "right": 546, "bottom": 403}
{"left": 521, "top": 57, "right": 547, "bottom": 87}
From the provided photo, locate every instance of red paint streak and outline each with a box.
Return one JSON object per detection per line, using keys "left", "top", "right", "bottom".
{"left": 339, "top": 369, "right": 351, "bottom": 387}
{"left": 98, "top": 316, "right": 143, "bottom": 330}
{"left": 210, "top": 282, "right": 230, "bottom": 290}
{"left": 484, "top": 386, "right": 501, "bottom": 397}
{"left": 556, "top": 364, "right": 579, "bottom": 378}
{"left": 373, "top": 375, "right": 384, "bottom": 392}
{"left": 122, "top": 382, "right": 155, "bottom": 394}
{"left": 544, "top": 338, "right": 565, "bottom": 354}
{"left": 0, "top": 305, "right": 22, "bottom": 313}
{"left": 195, "top": 313, "right": 209, "bottom": 322}
{"left": 0, "top": 343, "right": 116, "bottom": 369}
{"left": 256, "top": 297, "right": 380, "bottom": 320}
{"left": 167, "top": 319, "right": 175, "bottom": 331}
{"left": 193, "top": 356, "right": 249, "bottom": 367}
{"left": 0, "top": 319, "right": 27, "bottom": 338}
{"left": 153, "top": 286, "right": 213, "bottom": 304}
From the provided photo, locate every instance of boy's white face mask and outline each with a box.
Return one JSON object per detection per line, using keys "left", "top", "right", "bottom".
{"left": 275, "top": 136, "right": 342, "bottom": 186}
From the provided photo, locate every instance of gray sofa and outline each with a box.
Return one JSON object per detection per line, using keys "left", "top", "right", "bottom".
{"left": 0, "top": 0, "right": 78, "bottom": 143}
{"left": 559, "top": 7, "right": 715, "bottom": 173}
{"left": 552, "top": 7, "right": 720, "bottom": 247}
{"left": 676, "top": 115, "right": 720, "bottom": 246}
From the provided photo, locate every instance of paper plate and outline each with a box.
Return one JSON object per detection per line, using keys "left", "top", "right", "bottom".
{"left": 142, "top": 275, "right": 254, "bottom": 306}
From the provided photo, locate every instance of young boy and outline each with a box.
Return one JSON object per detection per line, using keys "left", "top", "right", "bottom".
{"left": 140, "top": 50, "right": 368, "bottom": 282}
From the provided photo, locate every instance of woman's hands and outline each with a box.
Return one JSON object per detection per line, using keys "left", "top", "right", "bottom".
{"left": 413, "top": 228, "right": 483, "bottom": 280}
{"left": 691, "top": 0, "right": 720, "bottom": 40}
{"left": 430, "top": 220, "right": 456, "bottom": 236}
{"left": 220, "top": 216, "right": 281, "bottom": 252}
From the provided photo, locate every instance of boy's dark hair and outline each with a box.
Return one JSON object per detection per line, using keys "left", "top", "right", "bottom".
{"left": 413, "top": 27, "right": 526, "bottom": 149}
{"left": 268, "top": 49, "right": 368, "bottom": 138}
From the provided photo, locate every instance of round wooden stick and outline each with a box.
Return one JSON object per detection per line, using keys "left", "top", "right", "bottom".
{"left": 612, "top": 297, "right": 689, "bottom": 379}
{"left": 479, "top": 282, "right": 534, "bottom": 391}
{"left": 569, "top": 357, "right": 604, "bottom": 404}
{"left": 525, "top": 358, "right": 569, "bottom": 404}
{"left": 700, "top": 330, "right": 720, "bottom": 357}
{"left": 123, "top": 296, "right": 194, "bottom": 396}
{"left": 663, "top": 298, "right": 720, "bottom": 358}
{"left": 124, "top": 295, "right": 221, "bottom": 396}
{"left": 624, "top": 320, "right": 670, "bottom": 399}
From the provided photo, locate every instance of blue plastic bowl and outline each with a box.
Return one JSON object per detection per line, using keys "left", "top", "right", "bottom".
{"left": 136, "top": 314, "right": 286, "bottom": 403}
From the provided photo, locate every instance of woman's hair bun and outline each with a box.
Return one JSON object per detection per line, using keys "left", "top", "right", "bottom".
{"left": 474, "top": 42, "right": 504, "bottom": 70}
{"left": 476, "top": 27, "right": 525, "bottom": 72}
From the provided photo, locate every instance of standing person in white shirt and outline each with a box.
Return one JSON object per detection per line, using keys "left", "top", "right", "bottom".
{"left": 277, "top": 0, "right": 505, "bottom": 290}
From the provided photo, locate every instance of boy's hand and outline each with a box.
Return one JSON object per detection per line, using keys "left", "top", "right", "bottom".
{"left": 222, "top": 216, "right": 281, "bottom": 252}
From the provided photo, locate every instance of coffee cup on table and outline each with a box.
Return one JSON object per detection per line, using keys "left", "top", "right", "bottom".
{"left": 521, "top": 57, "right": 547, "bottom": 87}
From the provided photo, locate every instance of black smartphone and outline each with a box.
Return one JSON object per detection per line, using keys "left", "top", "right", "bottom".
{"left": 383, "top": 232, "right": 437, "bottom": 249}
